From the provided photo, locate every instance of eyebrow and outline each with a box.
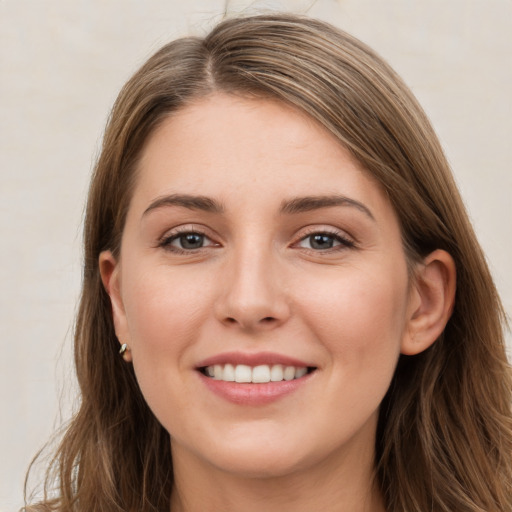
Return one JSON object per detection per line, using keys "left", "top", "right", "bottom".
{"left": 142, "top": 193, "right": 374, "bottom": 220}
{"left": 280, "top": 195, "right": 375, "bottom": 220}
{"left": 143, "top": 194, "right": 225, "bottom": 216}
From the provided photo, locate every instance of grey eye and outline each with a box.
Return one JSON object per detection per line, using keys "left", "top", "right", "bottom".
{"left": 299, "top": 233, "right": 341, "bottom": 250}
{"left": 161, "top": 229, "right": 218, "bottom": 253}
{"left": 309, "top": 234, "right": 336, "bottom": 250}
{"left": 174, "top": 233, "right": 206, "bottom": 249}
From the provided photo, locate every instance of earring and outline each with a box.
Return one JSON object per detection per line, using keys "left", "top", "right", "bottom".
{"left": 119, "top": 343, "right": 130, "bottom": 361}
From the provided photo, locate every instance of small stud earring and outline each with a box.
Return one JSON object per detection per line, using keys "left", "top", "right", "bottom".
{"left": 119, "top": 343, "right": 128, "bottom": 355}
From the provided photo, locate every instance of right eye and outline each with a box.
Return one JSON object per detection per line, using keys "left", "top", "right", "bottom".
{"left": 160, "top": 231, "right": 217, "bottom": 252}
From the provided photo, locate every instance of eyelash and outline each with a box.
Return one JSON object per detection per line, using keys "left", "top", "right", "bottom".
{"left": 158, "top": 227, "right": 217, "bottom": 254}
{"left": 293, "top": 228, "right": 355, "bottom": 253}
{"left": 158, "top": 227, "right": 355, "bottom": 254}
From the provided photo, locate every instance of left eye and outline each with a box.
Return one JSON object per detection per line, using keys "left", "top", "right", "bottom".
{"left": 298, "top": 233, "right": 350, "bottom": 250}
{"left": 166, "top": 232, "right": 214, "bottom": 250}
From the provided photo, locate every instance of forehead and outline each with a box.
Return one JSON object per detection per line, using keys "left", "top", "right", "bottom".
{"left": 132, "top": 93, "right": 390, "bottom": 216}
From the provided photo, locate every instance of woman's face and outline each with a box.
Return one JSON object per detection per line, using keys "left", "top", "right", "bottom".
{"left": 102, "top": 93, "right": 418, "bottom": 478}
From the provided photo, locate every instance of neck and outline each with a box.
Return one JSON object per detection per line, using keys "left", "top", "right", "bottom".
{"left": 169, "top": 435, "right": 385, "bottom": 512}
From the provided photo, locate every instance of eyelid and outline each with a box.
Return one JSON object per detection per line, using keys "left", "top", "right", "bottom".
{"left": 292, "top": 226, "right": 356, "bottom": 251}
{"left": 156, "top": 224, "right": 355, "bottom": 253}
{"left": 157, "top": 224, "right": 220, "bottom": 251}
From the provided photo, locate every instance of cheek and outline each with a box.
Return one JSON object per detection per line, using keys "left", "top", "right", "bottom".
{"left": 297, "top": 263, "right": 409, "bottom": 387}
{"left": 124, "top": 266, "right": 201, "bottom": 335}
{"left": 119, "top": 266, "right": 216, "bottom": 424}
{"left": 304, "top": 263, "right": 408, "bottom": 330}
{"left": 121, "top": 266, "right": 214, "bottom": 379}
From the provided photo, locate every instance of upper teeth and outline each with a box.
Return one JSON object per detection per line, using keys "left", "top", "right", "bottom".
{"left": 205, "top": 364, "right": 308, "bottom": 383}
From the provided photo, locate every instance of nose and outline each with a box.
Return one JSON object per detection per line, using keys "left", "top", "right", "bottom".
{"left": 214, "top": 245, "right": 291, "bottom": 331}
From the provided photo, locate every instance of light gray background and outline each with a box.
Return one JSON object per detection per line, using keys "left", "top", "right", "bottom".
{"left": 1, "top": 0, "right": 511, "bottom": 509}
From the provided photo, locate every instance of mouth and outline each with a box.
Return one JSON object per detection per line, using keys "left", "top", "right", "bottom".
{"left": 196, "top": 353, "right": 317, "bottom": 404}
{"left": 199, "top": 364, "right": 316, "bottom": 383}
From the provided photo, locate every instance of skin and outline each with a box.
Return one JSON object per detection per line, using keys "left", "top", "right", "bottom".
{"left": 100, "top": 93, "right": 456, "bottom": 512}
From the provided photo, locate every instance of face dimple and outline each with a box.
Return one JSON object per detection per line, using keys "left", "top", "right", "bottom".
{"left": 111, "top": 92, "right": 413, "bottom": 480}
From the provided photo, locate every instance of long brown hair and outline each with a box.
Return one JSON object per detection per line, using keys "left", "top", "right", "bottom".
{"left": 25, "top": 13, "right": 511, "bottom": 511}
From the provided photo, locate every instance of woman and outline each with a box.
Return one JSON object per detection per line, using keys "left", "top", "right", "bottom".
{"left": 25, "top": 13, "right": 511, "bottom": 512}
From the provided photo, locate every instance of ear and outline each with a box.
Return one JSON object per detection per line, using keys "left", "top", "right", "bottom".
{"left": 401, "top": 249, "right": 456, "bottom": 356}
{"left": 99, "top": 250, "right": 132, "bottom": 362}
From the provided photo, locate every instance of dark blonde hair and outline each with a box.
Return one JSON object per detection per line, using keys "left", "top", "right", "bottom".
{"left": 25, "top": 13, "right": 511, "bottom": 511}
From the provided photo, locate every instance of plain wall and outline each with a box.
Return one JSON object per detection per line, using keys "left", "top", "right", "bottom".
{"left": 1, "top": 0, "right": 510, "bottom": 509}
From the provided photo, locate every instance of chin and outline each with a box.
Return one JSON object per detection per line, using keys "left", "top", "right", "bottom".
{"left": 209, "top": 447, "right": 312, "bottom": 479}
{"left": 190, "top": 427, "right": 330, "bottom": 479}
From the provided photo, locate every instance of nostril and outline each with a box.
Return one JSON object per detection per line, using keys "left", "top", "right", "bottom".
{"left": 221, "top": 314, "right": 283, "bottom": 329}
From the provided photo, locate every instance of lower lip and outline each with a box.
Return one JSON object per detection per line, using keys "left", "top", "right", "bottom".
{"left": 198, "top": 372, "right": 313, "bottom": 405}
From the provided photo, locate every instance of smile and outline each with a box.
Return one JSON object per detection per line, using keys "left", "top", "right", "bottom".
{"left": 196, "top": 352, "right": 317, "bottom": 404}
{"left": 201, "top": 364, "right": 313, "bottom": 383}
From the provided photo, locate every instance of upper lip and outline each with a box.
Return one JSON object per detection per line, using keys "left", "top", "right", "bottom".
{"left": 196, "top": 351, "right": 314, "bottom": 369}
